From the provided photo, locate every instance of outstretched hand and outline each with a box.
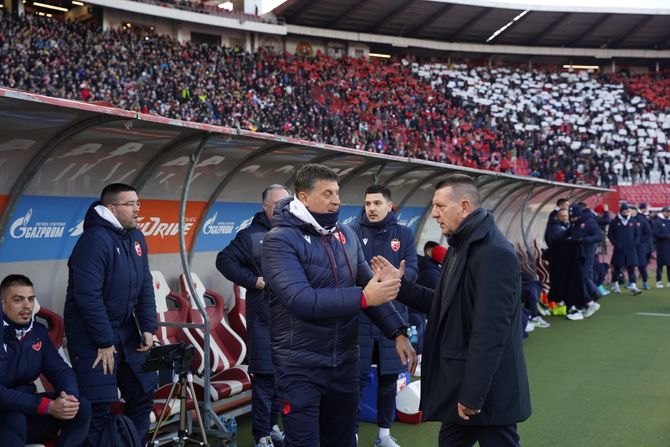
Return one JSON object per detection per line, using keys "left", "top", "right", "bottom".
{"left": 363, "top": 269, "right": 401, "bottom": 307}
{"left": 370, "top": 256, "right": 405, "bottom": 281}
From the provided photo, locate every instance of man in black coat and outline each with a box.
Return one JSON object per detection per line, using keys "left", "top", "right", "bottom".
{"left": 216, "top": 184, "right": 290, "bottom": 446}
{"left": 372, "top": 174, "right": 531, "bottom": 447}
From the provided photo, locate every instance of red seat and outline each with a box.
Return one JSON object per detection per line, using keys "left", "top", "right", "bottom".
{"left": 227, "top": 284, "right": 248, "bottom": 346}
{"left": 178, "top": 273, "right": 251, "bottom": 401}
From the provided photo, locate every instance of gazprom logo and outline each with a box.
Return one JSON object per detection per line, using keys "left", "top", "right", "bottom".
{"left": 202, "top": 212, "right": 235, "bottom": 235}
{"left": 10, "top": 209, "right": 66, "bottom": 239}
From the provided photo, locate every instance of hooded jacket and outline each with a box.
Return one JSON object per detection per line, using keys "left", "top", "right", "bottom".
{"left": 216, "top": 211, "right": 273, "bottom": 374}
{"left": 0, "top": 318, "right": 78, "bottom": 415}
{"left": 262, "top": 198, "right": 406, "bottom": 369}
{"left": 653, "top": 214, "right": 670, "bottom": 266}
{"left": 64, "top": 202, "right": 157, "bottom": 403}
{"left": 351, "top": 209, "right": 418, "bottom": 375}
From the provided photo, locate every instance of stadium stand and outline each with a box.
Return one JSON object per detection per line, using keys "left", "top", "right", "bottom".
{"left": 1, "top": 12, "right": 668, "bottom": 187}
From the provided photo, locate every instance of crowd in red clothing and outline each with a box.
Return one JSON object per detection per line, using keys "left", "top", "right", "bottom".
{"left": 1, "top": 12, "right": 668, "bottom": 185}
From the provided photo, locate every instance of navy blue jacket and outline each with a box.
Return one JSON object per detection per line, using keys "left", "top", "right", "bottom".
{"left": 262, "top": 198, "right": 407, "bottom": 369}
{"left": 216, "top": 211, "right": 273, "bottom": 374}
{"left": 65, "top": 203, "right": 157, "bottom": 403}
{"left": 0, "top": 320, "right": 78, "bottom": 414}
{"left": 351, "top": 210, "right": 418, "bottom": 375}
{"left": 545, "top": 220, "right": 570, "bottom": 249}
{"left": 567, "top": 211, "right": 602, "bottom": 266}
{"left": 607, "top": 214, "right": 639, "bottom": 267}
{"left": 633, "top": 214, "right": 653, "bottom": 261}
{"left": 653, "top": 216, "right": 670, "bottom": 266}
{"left": 417, "top": 255, "right": 441, "bottom": 289}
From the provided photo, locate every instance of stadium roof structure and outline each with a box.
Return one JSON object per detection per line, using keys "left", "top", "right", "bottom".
{"left": 274, "top": 0, "right": 670, "bottom": 51}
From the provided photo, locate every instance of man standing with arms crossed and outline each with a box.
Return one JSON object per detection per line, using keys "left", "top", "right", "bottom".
{"left": 262, "top": 164, "right": 415, "bottom": 447}
{"left": 372, "top": 174, "right": 531, "bottom": 447}
{"left": 351, "top": 184, "right": 418, "bottom": 447}
{"left": 65, "top": 183, "right": 157, "bottom": 445}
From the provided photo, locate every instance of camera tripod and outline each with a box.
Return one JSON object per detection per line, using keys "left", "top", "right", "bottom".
{"left": 150, "top": 361, "right": 208, "bottom": 446}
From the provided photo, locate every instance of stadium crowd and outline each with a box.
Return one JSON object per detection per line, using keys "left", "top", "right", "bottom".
{"left": 1, "top": 12, "right": 669, "bottom": 186}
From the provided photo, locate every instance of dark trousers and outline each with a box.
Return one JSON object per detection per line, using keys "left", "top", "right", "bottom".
{"left": 275, "top": 362, "right": 359, "bottom": 447}
{"left": 87, "top": 358, "right": 154, "bottom": 446}
{"left": 0, "top": 393, "right": 92, "bottom": 447}
{"left": 438, "top": 422, "right": 520, "bottom": 447}
{"left": 612, "top": 265, "right": 636, "bottom": 285}
{"left": 358, "top": 368, "right": 398, "bottom": 429}
{"left": 251, "top": 371, "right": 281, "bottom": 441}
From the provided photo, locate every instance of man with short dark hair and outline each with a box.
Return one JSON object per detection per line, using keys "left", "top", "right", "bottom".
{"left": 65, "top": 183, "right": 157, "bottom": 445}
{"left": 216, "top": 184, "right": 290, "bottom": 447}
{"left": 0, "top": 274, "right": 91, "bottom": 446}
{"left": 351, "top": 184, "right": 418, "bottom": 447}
{"left": 372, "top": 174, "right": 531, "bottom": 447}
{"left": 262, "top": 164, "right": 416, "bottom": 447}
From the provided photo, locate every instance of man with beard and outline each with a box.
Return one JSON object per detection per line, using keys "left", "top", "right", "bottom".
{"left": 65, "top": 183, "right": 157, "bottom": 445}
{"left": 350, "top": 184, "right": 418, "bottom": 447}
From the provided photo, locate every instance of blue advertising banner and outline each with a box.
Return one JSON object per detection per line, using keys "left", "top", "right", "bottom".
{"left": 1, "top": 195, "right": 94, "bottom": 262}
{"left": 0, "top": 196, "right": 427, "bottom": 261}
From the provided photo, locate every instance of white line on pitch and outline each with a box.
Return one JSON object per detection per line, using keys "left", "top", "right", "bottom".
{"left": 636, "top": 312, "right": 670, "bottom": 317}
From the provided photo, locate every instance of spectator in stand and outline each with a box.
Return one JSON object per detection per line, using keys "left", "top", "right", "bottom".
{"left": 608, "top": 204, "right": 642, "bottom": 295}
{"left": 630, "top": 206, "right": 653, "bottom": 290}
{"left": 216, "top": 184, "right": 290, "bottom": 447}
{"left": 0, "top": 274, "right": 91, "bottom": 447}
{"left": 350, "top": 184, "right": 418, "bottom": 447}
{"left": 653, "top": 206, "right": 670, "bottom": 288}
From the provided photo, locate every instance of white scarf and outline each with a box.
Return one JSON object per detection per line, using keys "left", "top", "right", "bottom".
{"left": 288, "top": 198, "right": 337, "bottom": 236}
{"left": 617, "top": 213, "right": 630, "bottom": 226}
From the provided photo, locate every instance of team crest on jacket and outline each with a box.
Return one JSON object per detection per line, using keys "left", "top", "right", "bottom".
{"left": 134, "top": 241, "right": 142, "bottom": 256}
{"left": 32, "top": 340, "right": 42, "bottom": 351}
{"left": 335, "top": 231, "right": 346, "bottom": 244}
{"left": 391, "top": 238, "right": 401, "bottom": 252}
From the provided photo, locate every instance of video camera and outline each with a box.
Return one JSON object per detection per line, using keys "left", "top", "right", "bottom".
{"left": 141, "top": 343, "right": 196, "bottom": 375}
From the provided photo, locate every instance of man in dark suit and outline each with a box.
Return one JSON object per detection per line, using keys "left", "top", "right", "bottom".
{"left": 372, "top": 174, "right": 531, "bottom": 447}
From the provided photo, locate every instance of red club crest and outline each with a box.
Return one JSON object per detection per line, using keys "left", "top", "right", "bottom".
{"left": 134, "top": 241, "right": 142, "bottom": 256}
{"left": 335, "top": 231, "right": 346, "bottom": 244}
{"left": 391, "top": 238, "right": 401, "bottom": 252}
{"left": 32, "top": 341, "right": 42, "bottom": 351}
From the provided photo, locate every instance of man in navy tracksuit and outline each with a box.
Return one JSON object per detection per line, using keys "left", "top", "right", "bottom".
{"left": 262, "top": 164, "right": 416, "bottom": 447}
{"left": 630, "top": 206, "right": 653, "bottom": 290}
{"left": 217, "top": 184, "right": 290, "bottom": 447}
{"left": 65, "top": 183, "right": 157, "bottom": 445}
{"left": 607, "top": 203, "right": 642, "bottom": 295}
{"left": 653, "top": 206, "right": 670, "bottom": 288}
{"left": 565, "top": 205, "right": 602, "bottom": 319}
{"left": 0, "top": 274, "right": 91, "bottom": 446}
{"left": 350, "top": 185, "right": 418, "bottom": 447}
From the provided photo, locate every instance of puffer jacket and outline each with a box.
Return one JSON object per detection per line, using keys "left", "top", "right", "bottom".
{"left": 0, "top": 320, "right": 78, "bottom": 414}
{"left": 351, "top": 210, "right": 418, "bottom": 375}
{"left": 65, "top": 202, "right": 157, "bottom": 403}
{"left": 262, "top": 198, "right": 406, "bottom": 369}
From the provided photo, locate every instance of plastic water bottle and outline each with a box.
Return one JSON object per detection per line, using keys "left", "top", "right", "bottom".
{"left": 408, "top": 325, "right": 418, "bottom": 345}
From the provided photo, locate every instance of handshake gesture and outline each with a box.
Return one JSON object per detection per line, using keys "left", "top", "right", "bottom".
{"left": 362, "top": 256, "right": 406, "bottom": 307}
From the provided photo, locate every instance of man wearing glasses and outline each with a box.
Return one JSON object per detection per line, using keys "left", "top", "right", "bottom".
{"left": 65, "top": 183, "right": 157, "bottom": 445}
